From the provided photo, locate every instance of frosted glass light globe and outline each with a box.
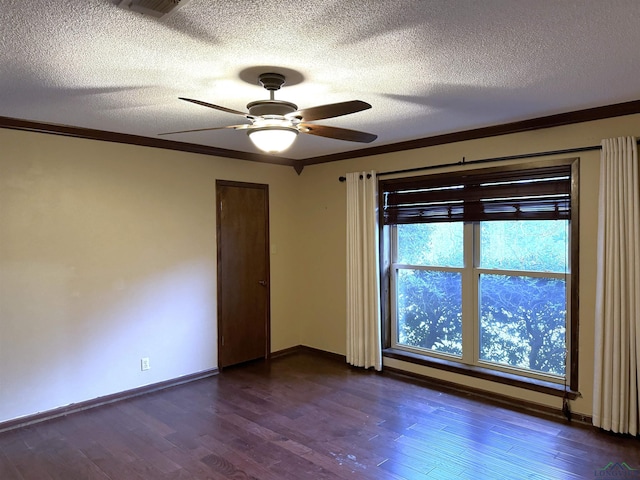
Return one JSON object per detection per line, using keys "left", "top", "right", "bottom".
{"left": 248, "top": 127, "right": 298, "bottom": 153}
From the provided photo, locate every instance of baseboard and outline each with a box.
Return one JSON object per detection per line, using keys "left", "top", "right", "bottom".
{"left": 271, "top": 344, "right": 347, "bottom": 363}
{"left": 269, "top": 345, "right": 304, "bottom": 359}
{"left": 382, "top": 365, "right": 593, "bottom": 425}
{"left": 0, "top": 368, "right": 219, "bottom": 433}
{"left": 2, "top": 348, "right": 338, "bottom": 433}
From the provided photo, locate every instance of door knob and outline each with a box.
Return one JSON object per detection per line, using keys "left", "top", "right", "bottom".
{"left": 258, "top": 280, "right": 267, "bottom": 286}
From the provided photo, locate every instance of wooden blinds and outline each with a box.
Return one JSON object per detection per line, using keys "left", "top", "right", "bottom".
{"left": 380, "top": 163, "right": 572, "bottom": 225}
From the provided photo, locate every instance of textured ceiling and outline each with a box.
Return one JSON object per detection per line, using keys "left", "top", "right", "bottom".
{"left": 2, "top": 0, "right": 640, "bottom": 161}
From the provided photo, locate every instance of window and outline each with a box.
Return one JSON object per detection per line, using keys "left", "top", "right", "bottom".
{"left": 381, "top": 159, "right": 579, "bottom": 391}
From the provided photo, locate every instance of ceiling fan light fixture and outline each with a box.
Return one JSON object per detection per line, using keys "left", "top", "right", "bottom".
{"left": 248, "top": 126, "right": 298, "bottom": 153}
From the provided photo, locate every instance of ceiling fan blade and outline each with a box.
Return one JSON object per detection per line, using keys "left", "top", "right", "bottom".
{"left": 179, "top": 97, "right": 250, "bottom": 117}
{"left": 159, "top": 124, "right": 250, "bottom": 135}
{"left": 288, "top": 100, "right": 372, "bottom": 122}
{"left": 299, "top": 123, "right": 377, "bottom": 143}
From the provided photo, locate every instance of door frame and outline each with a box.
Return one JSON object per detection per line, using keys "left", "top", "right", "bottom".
{"left": 216, "top": 179, "right": 271, "bottom": 368}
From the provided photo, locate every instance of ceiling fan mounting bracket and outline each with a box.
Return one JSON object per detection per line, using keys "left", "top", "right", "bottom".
{"left": 258, "top": 73, "right": 286, "bottom": 91}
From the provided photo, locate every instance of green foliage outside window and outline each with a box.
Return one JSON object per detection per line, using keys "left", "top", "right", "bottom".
{"left": 395, "top": 221, "right": 568, "bottom": 377}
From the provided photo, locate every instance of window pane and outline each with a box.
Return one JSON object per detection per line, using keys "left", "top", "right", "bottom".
{"left": 479, "top": 274, "right": 566, "bottom": 376}
{"left": 397, "top": 223, "right": 463, "bottom": 267}
{"left": 396, "top": 269, "right": 462, "bottom": 356}
{"left": 480, "top": 220, "right": 568, "bottom": 272}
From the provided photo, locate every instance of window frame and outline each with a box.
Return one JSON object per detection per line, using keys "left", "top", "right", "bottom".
{"left": 379, "top": 158, "right": 580, "bottom": 396}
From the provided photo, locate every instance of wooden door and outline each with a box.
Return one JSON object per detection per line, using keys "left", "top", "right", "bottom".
{"left": 216, "top": 180, "right": 270, "bottom": 368}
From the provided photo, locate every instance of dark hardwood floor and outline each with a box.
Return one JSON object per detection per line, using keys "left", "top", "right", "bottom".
{"left": 1, "top": 352, "right": 638, "bottom": 479}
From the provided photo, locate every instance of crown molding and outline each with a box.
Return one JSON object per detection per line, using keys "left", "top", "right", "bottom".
{"left": 2, "top": 99, "right": 640, "bottom": 172}
{"left": 301, "top": 99, "right": 640, "bottom": 167}
{"left": 0, "top": 115, "right": 297, "bottom": 167}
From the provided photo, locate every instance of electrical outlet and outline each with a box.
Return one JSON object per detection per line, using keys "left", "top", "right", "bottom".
{"left": 141, "top": 357, "right": 150, "bottom": 371}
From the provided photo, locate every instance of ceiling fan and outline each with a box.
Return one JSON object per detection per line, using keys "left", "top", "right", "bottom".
{"left": 160, "top": 73, "right": 377, "bottom": 154}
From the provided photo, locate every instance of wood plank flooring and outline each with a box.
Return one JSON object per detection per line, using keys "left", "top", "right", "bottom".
{"left": 1, "top": 352, "right": 638, "bottom": 479}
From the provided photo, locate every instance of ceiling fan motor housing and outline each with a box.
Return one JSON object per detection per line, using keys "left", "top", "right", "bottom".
{"left": 247, "top": 100, "right": 298, "bottom": 117}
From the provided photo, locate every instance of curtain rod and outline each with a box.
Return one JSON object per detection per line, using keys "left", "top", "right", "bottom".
{"left": 338, "top": 144, "right": 601, "bottom": 182}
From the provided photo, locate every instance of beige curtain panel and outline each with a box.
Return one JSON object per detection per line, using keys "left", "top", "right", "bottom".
{"left": 346, "top": 171, "right": 382, "bottom": 371}
{"left": 593, "top": 136, "right": 640, "bottom": 435}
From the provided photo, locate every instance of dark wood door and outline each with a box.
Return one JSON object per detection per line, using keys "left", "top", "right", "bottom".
{"left": 216, "top": 180, "right": 270, "bottom": 368}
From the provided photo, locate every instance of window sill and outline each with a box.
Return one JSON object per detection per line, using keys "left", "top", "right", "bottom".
{"left": 383, "top": 348, "right": 579, "bottom": 400}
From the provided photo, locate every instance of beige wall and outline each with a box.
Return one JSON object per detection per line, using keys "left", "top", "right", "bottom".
{"left": 0, "top": 129, "right": 302, "bottom": 422}
{"left": 2, "top": 114, "right": 638, "bottom": 423}
{"left": 296, "top": 114, "right": 640, "bottom": 417}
